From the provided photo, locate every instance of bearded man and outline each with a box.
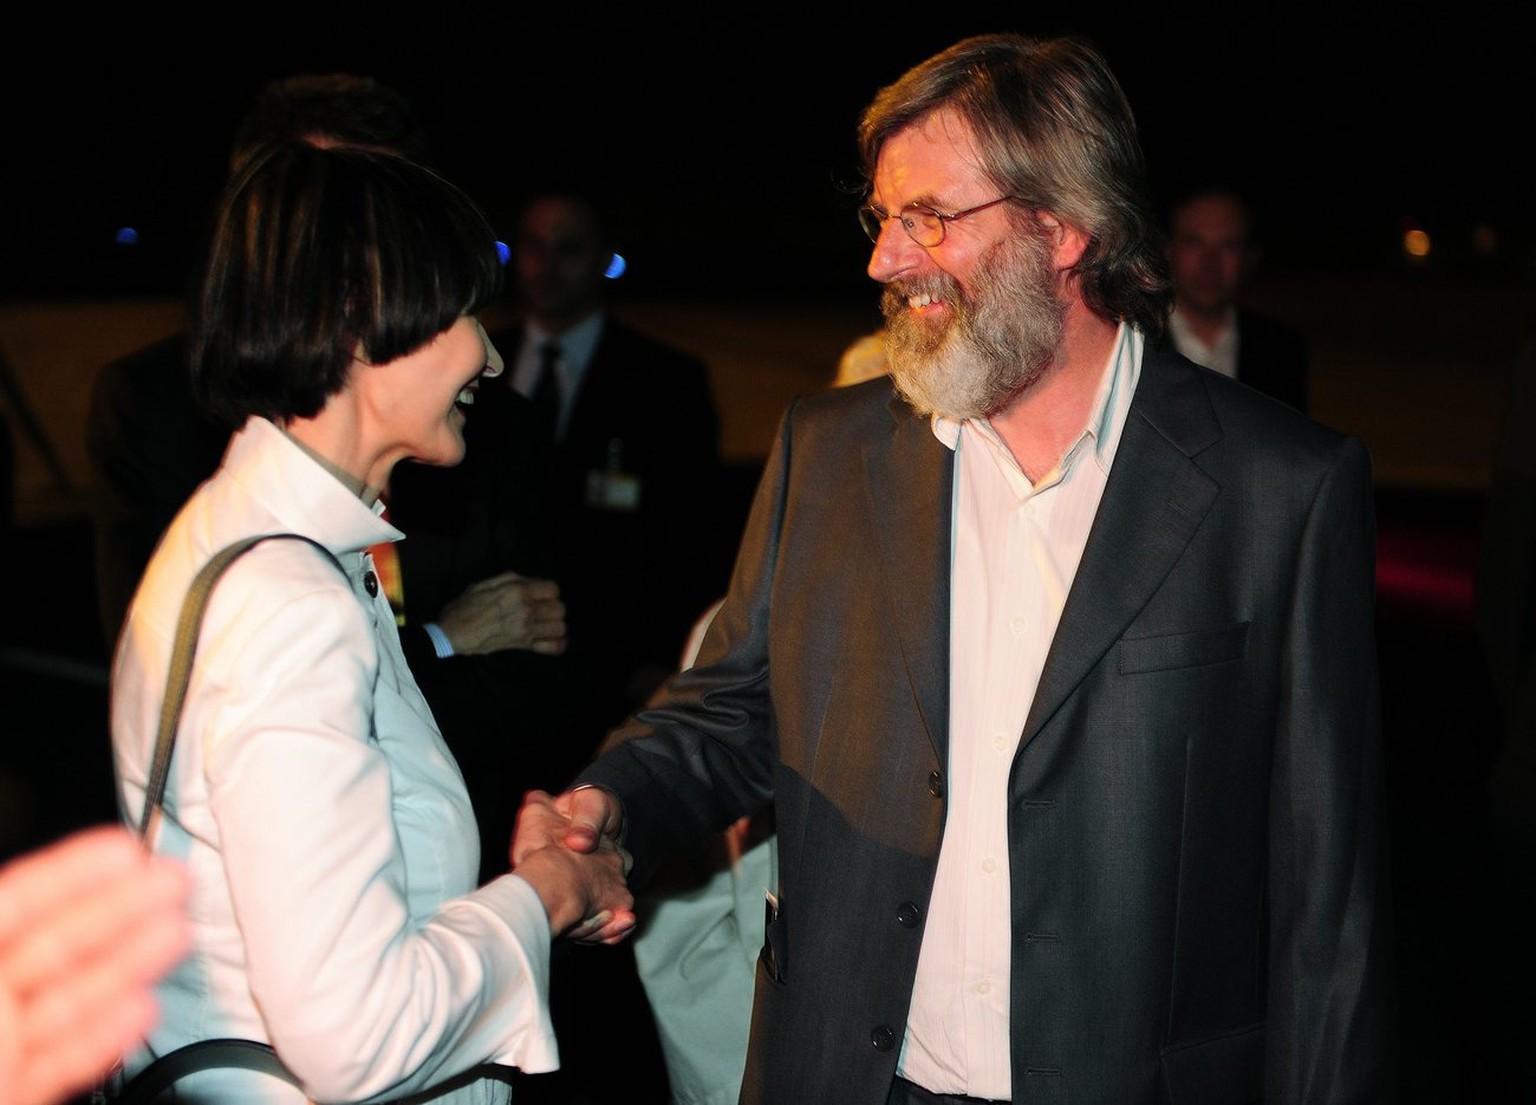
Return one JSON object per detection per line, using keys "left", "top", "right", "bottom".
{"left": 523, "top": 32, "right": 1395, "bottom": 1105}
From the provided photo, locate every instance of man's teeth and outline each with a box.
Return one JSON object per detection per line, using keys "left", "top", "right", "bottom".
{"left": 908, "top": 292, "right": 934, "bottom": 308}
{"left": 457, "top": 386, "right": 476, "bottom": 405}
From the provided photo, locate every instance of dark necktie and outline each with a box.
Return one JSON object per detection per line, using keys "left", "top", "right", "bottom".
{"left": 532, "top": 340, "right": 562, "bottom": 435}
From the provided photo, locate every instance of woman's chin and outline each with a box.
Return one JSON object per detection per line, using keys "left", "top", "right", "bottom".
{"left": 408, "top": 425, "right": 468, "bottom": 469}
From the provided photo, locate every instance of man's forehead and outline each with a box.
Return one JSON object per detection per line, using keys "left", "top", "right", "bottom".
{"left": 1172, "top": 195, "right": 1250, "bottom": 239}
{"left": 871, "top": 106, "right": 988, "bottom": 206}
{"left": 519, "top": 198, "right": 599, "bottom": 243}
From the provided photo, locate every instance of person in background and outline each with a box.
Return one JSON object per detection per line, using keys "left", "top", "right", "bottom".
{"left": 1159, "top": 184, "right": 1310, "bottom": 412}
{"left": 488, "top": 190, "right": 729, "bottom": 733}
{"left": 833, "top": 328, "right": 892, "bottom": 388}
{"left": 110, "top": 142, "right": 631, "bottom": 1104}
{"left": 0, "top": 825, "right": 189, "bottom": 1105}
{"left": 530, "top": 33, "right": 1392, "bottom": 1105}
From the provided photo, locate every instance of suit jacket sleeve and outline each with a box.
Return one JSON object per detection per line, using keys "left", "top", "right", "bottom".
{"left": 1265, "top": 432, "right": 1396, "bottom": 1102}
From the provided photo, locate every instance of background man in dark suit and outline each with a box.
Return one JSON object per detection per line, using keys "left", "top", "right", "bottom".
{"left": 528, "top": 32, "right": 1393, "bottom": 1105}
{"left": 479, "top": 190, "right": 732, "bottom": 1105}
{"left": 487, "top": 192, "right": 729, "bottom": 734}
{"left": 1160, "top": 185, "right": 1310, "bottom": 413}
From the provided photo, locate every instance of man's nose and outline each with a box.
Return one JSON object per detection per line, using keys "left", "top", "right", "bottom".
{"left": 867, "top": 219, "right": 925, "bottom": 284}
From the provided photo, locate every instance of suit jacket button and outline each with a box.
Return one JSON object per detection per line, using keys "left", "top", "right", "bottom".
{"left": 896, "top": 902, "right": 920, "bottom": 928}
{"left": 363, "top": 571, "right": 378, "bottom": 597}
{"left": 870, "top": 1025, "right": 896, "bottom": 1052}
{"left": 928, "top": 770, "right": 943, "bottom": 798}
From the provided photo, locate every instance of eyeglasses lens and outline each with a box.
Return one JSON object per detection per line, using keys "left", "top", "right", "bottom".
{"left": 859, "top": 205, "right": 946, "bottom": 247}
{"left": 857, "top": 206, "right": 883, "bottom": 243}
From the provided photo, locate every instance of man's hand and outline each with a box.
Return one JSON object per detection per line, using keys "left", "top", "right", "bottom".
{"left": 555, "top": 785, "right": 625, "bottom": 855}
{"left": 0, "top": 826, "right": 190, "bottom": 1105}
{"left": 511, "top": 791, "right": 635, "bottom": 945}
{"left": 436, "top": 572, "right": 566, "bottom": 656}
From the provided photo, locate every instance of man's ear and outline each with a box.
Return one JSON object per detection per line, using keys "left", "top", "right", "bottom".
{"left": 1035, "top": 211, "right": 1091, "bottom": 272}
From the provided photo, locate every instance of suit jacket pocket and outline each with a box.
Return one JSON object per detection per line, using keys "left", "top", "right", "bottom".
{"left": 761, "top": 891, "right": 787, "bottom": 983}
{"left": 1120, "top": 622, "right": 1249, "bottom": 674}
{"left": 1160, "top": 1021, "right": 1263, "bottom": 1104}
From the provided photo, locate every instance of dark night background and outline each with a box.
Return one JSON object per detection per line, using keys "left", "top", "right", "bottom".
{"left": 4, "top": 3, "right": 1535, "bottom": 302}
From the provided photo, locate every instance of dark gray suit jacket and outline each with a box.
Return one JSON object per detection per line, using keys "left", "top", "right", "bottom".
{"left": 582, "top": 345, "right": 1394, "bottom": 1105}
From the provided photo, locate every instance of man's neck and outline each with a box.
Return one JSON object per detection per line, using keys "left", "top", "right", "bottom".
{"left": 988, "top": 306, "right": 1119, "bottom": 484}
{"left": 530, "top": 305, "right": 603, "bottom": 338}
{"left": 1172, "top": 300, "right": 1234, "bottom": 348}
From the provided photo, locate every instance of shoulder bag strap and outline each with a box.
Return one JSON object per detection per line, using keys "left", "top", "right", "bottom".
{"left": 136, "top": 533, "right": 343, "bottom": 840}
{"left": 112, "top": 1038, "right": 302, "bottom": 1104}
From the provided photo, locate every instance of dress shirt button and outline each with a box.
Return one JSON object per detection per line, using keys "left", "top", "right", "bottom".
{"left": 363, "top": 570, "right": 378, "bottom": 597}
{"left": 870, "top": 1025, "right": 896, "bottom": 1052}
{"left": 927, "top": 770, "right": 943, "bottom": 798}
{"left": 976, "top": 979, "right": 992, "bottom": 995}
{"left": 896, "top": 902, "right": 920, "bottom": 929}
{"left": 981, "top": 857, "right": 997, "bottom": 875}
{"left": 1010, "top": 614, "right": 1027, "bottom": 637}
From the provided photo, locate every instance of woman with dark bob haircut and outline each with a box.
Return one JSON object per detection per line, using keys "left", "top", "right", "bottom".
{"left": 109, "top": 141, "right": 633, "bottom": 1104}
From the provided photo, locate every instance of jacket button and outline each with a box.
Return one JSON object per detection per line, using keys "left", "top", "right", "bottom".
{"left": 896, "top": 902, "right": 920, "bottom": 928}
{"left": 870, "top": 1025, "right": 896, "bottom": 1052}
{"left": 928, "top": 770, "right": 943, "bottom": 798}
{"left": 363, "top": 571, "right": 378, "bottom": 597}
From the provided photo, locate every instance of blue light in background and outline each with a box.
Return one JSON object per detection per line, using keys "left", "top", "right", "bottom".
{"left": 491, "top": 241, "right": 618, "bottom": 274}
{"left": 114, "top": 227, "right": 140, "bottom": 246}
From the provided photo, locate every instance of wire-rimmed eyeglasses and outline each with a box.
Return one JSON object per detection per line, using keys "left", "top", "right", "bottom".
{"left": 857, "top": 195, "right": 1023, "bottom": 248}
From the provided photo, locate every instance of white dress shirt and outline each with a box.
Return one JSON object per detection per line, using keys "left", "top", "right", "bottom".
{"left": 898, "top": 325, "right": 1143, "bottom": 1100}
{"left": 111, "top": 417, "right": 558, "bottom": 1104}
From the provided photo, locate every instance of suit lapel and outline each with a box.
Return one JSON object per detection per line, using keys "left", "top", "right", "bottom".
{"left": 1021, "top": 352, "right": 1222, "bottom": 744}
{"left": 864, "top": 395, "right": 954, "bottom": 763}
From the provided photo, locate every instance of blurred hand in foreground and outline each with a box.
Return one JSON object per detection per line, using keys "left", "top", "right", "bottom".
{"left": 0, "top": 825, "right": 190, "bottom": 1105}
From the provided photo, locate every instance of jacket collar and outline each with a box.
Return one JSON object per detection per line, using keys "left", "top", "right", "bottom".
{"left": 224, "top": 417, "right": 403, "bottom": 558}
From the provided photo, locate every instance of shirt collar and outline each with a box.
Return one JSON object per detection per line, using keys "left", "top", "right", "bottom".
{"left": 931, "top": 322, "right": 1142, "bottom": 479}
{"left": 1168, "top": 303, "right": 1237, "bottom": 357}
{"left": 523, "top": 309, "right": 606, "bottom": 381}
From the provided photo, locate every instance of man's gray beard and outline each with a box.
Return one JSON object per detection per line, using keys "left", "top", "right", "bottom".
{"left": 881, "top": 229, "right": 1066, "bottom": 420}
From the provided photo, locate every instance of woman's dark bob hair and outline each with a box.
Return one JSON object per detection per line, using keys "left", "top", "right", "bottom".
{"left": 192, "top": 141, "right": 503, "bottom": 425}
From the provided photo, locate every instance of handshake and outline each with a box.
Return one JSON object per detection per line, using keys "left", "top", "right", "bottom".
{"left": 507, "top": 786, "right": 636, "bottom": 945}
